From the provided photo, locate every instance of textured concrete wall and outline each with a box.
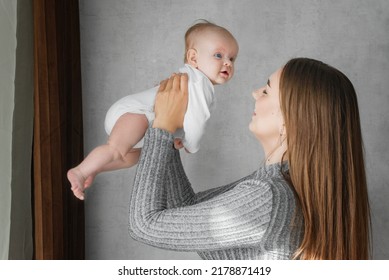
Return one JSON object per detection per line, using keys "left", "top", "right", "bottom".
{"left": 79, "top": 0, "right": 389, "bottom": 259}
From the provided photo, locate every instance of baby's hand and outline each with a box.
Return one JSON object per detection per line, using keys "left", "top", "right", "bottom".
{"left": 173, "top": 139, "right": 191, "bottom": 153}
{"left": 173, "top": 138, "right": 184, "bottom": 150}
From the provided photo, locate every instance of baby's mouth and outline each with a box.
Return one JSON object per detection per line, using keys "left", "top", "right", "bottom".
{"left": 220, "top": 71, "right": 229, "bottom": 77}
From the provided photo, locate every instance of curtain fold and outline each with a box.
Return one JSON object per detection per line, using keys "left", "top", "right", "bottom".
{"left": 0, "top": 0, "right": 34, "bottom": 260}
{"left": 8, "top": 0, "right": 34, "bottom": 260}
{"left": 0, "top": 0, "right": 17, "bottom": 260}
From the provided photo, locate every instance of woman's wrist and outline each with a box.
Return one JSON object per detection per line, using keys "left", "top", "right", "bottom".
{"left": 152, "top": 118, "right": 176, "bottom": 134}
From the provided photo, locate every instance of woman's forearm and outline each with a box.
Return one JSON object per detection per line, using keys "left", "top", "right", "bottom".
{"left": 128, "top": 128, "right": 272, "bottom": 252}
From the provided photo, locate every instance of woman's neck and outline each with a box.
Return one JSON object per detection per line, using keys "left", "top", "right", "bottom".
{"left": 264, "top": 143, "right": 288, "bottom": 165}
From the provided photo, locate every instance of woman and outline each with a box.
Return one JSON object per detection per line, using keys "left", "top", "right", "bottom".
{"left": 128, "top": 58, "right": 371, "bottom": 259}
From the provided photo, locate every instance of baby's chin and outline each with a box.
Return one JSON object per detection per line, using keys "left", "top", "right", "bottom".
{"left": 214, "top": 79, "right": 231, "bottom": 85}
{"left": 213, "top": 76, "right": 233, "bottom": 85}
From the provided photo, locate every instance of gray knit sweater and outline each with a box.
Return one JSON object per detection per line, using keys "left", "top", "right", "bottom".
{"left": 129, "top": 128, "right": 303, "bottom": 259}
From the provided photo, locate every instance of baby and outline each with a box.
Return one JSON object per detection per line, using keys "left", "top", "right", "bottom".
{"left": 68, "top": 21, "right": 239, "bottom": 200}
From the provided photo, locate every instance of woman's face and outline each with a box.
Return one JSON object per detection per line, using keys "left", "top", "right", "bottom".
{"left": 249, "top": 68, "right": 284, "bottom": 147}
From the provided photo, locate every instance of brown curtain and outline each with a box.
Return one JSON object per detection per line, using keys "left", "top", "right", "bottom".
{"left": 33, "top": 0, "right": 84, "bottom": 259}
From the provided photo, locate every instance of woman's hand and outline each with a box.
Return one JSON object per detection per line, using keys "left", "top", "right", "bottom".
{"left": 153, "top": 73, "right": 189, "bottom": 134}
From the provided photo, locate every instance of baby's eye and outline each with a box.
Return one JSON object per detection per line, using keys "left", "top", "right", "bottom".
{"left": 214, "top": 53, "right": 222, "bottom": 59}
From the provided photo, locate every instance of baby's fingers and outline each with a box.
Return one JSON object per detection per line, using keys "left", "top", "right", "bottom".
{"left": 174, "top": 138, "right": 184, "bottom": 150}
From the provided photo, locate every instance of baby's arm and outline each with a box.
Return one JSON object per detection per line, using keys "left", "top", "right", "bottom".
{"left": 67, "top": 113, "right": 148, "bottom": 200}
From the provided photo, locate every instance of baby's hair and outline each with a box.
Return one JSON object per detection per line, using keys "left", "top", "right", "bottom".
{"left": 184, "top": 19, "right": 235, "bottom": 63}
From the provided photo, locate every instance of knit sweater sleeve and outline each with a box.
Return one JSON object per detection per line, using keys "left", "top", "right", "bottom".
{"left": 164, "top": 146, "right": 252, "bottom": 208}
{"left": 128, "top": 127, "right": 273, "bottom": 252}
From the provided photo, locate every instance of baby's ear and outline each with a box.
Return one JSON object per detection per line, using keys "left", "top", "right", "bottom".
{"left": 186, "top": 48, "right": 198, "bottom": 68}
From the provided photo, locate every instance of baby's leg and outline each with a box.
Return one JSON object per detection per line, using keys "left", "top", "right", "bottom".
{"left": 103, "top": 113, "right": 148, "bottom": 170}
{"left": 67, "top": 113, "right": 148, "bottom": 200}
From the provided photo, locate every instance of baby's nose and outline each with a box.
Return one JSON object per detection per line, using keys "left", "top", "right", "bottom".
{"left": 224, "top": 58, "right": 232, "bottom": 66}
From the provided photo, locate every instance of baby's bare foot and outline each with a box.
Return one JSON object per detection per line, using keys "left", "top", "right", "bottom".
{"left": 83, "top": 174, "right": 96, "bottom": 189}
{"left": 67, "top": 168, "right": 86, "bottom": 200}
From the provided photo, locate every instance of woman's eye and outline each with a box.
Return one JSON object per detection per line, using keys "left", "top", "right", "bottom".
{"left": 214, "top": 53, "right": 222, "bottom": 59}
{"left": 262, "top": 89, "right": 268, "bottom": 94}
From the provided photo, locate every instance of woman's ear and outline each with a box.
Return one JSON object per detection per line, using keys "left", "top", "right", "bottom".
{"left": 186, "top": 48, "right": 198, "bottom": 68}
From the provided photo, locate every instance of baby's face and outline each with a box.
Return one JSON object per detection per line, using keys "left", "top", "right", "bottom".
{"left": 191, "top": 31, "right": 239, "bottom": 85}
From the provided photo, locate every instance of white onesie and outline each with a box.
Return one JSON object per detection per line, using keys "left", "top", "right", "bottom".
{"left": 104, "top": 64, "right": 215, "bottom": 153}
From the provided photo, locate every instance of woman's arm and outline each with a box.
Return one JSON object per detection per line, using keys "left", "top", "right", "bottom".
{"left": 143, "top": 73, "right": 251, "bottom": 208}
{"left": 128, "top": 127, "right": 273, "bottom": 251}
{"left": 165, "top": 147, "right": 254, "bottom": 208}
{"left": 128, "top": 74, "right": 272, "bottom": 251}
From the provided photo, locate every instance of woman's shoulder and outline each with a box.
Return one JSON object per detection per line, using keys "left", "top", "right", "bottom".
{"left": 240, "top": 163, "right": 289, "bottom": 187}
{"left": 237, "top": 165, "right": 295, "bottom": 203}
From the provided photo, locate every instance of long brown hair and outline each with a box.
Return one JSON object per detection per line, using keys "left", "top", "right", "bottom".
{"left": 280, "top": 58, "right": 371, "bottom": 259}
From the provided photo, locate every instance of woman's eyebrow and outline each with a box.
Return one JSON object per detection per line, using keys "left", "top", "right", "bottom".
{"left": 267, "top": 79, "right": 271, "bottom": 88}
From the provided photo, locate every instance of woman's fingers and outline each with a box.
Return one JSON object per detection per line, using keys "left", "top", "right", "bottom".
{"left": 158, "top": 78, "right": 168, "bottom": 92}
{"left": 172, "top": 73, "right": 181, "bottom": 90}
{"left": 159, "top": 73, "right": 188, "bottom": 94}
{"left": 180, "top": 73, "right": 189, "bottom": 93}
{"left": 165, "top": 76, "right": 173, "bottom": 91}
{"left": 166, "top": 73, "right": 179, "bottom": 91}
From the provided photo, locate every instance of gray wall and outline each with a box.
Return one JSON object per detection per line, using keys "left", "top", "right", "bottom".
{"left": 79, "top": 0, "right": 389, "bottom": 259}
